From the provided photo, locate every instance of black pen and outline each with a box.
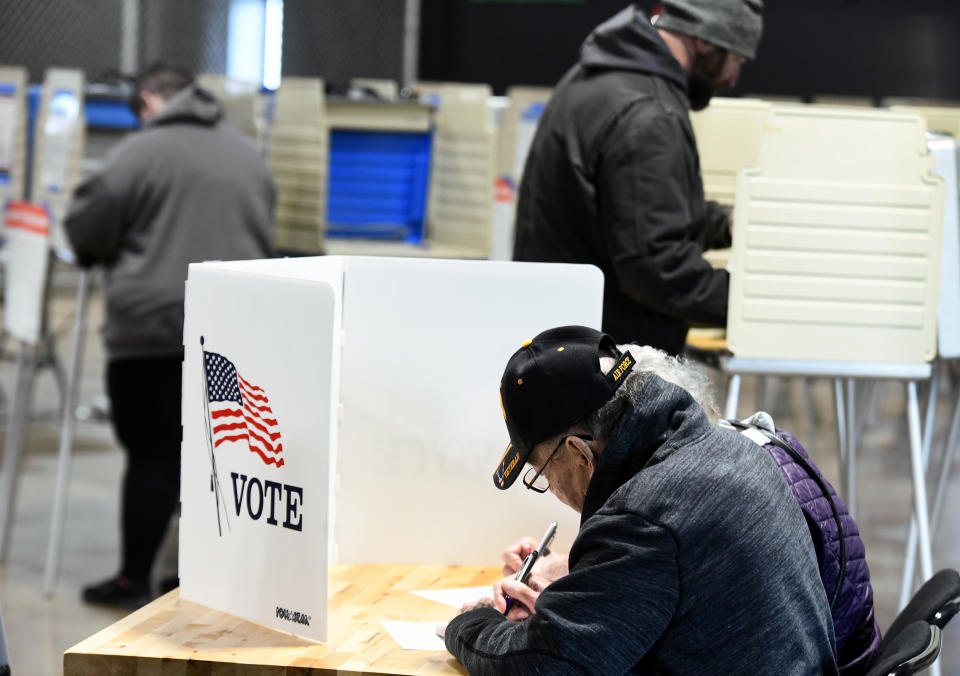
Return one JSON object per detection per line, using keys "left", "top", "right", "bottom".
{"left": 503, "top": 521, "right": 557, "bottom": 615}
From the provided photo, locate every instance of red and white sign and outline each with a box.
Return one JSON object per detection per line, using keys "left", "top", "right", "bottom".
{"left": 2, "top": 201, "right": 50, "bottom": 344}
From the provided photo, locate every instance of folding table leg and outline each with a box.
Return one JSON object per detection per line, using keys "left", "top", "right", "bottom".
{"left": 899, "top": 381, "right": 934, "bottom": 610}
{"left": 898, "top": 367, "right": 942, "bottom": 608}
{"left": 802, "top": 377, "right": 815, "bottom": 444}
{"left": 756, "top": 376, "right": 767, "bottom": 414}
{"left": 845, "top": 379, "right": 857, "bottom": 519}
{"left": 931, "top": 382, "right": 960, "bottom": 537}
{"left": 43, "top": 271, "right": 91, "bottom": 596}
{"left": 0, "top": 343, "right": 36, "bottom": 560}
{"left": 834, "top": 378, "right": 848, "bottom": 497}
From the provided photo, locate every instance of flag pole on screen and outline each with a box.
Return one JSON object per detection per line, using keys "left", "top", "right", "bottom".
{"left": 200, "top": 336, "right": 230, "bottom": 536}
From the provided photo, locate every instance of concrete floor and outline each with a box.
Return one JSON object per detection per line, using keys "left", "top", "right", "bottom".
{"left": 1, "top": 268, "right": 959, "bottom": 674}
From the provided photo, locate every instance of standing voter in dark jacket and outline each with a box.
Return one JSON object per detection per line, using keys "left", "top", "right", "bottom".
{"left": 65, "top": 63, "right": 275, "bottom": 607}
{"left": 513, "top": 1, "right": 763, "bottom": 354}
{"left": 443, "top": 326, "right": 837, "bottom": 675}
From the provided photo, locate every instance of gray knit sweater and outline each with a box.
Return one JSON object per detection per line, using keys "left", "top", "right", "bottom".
{"left": 446, "top": 375, "right": 837, "bottom": 675}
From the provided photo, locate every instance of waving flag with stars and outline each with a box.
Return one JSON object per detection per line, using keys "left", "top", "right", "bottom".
{"left": 204, "top": 350, "right": 285, "bottom": 467}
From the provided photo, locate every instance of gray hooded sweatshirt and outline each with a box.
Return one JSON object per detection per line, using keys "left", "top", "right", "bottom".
{"left": 66, "top": 84, "right": 275, "bottom": 360}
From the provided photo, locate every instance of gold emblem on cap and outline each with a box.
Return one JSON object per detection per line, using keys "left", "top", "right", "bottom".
{"left": 517, "top": 378, "right": 524, "bottom": 385}
{"left": 521, "top": 339, "right": 532, "bottom": 348}
{"left": 557, "top": 346, "right": 565, "bottom": 352}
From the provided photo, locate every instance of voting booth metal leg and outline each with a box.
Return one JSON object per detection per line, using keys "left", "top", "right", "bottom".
{"left": 922, "top": 364, "right": 940, "bottom": 471}
{"left": 41, "top": 328, "right": 68, "bottom": 417}
{"left": 0, "top": 342, "right": 37, "bottom": 561}
{"left": 43, "top": 271, "right": 91, "bottom": 597}
{"left": 0, "top": 600, "right": 9, "bottom": 676}
{"left": 723, "top": 375, "right": 741, "bottom": 421}
{"left": 802, "top": 378, "right": 817, "bottom": 446}
{"left": 834, "top": 379, "right": 849, "bottom": 496}
{"left": 930, "top": 382, "right": 960, "bottom": 538}
{"left": 755, "top": 376, "right": 768, "bottom": 413}
{"left": 853, "top": 381, "right": 880, "bottom": 457}
{"left": 845, "top": 379, "right": 858, "bottom": 519}
{"left": 898, "top": 366, "right": 945, "bottom": 609}
{"left": 898, "top": 381, "right": 935, "bottom": 610}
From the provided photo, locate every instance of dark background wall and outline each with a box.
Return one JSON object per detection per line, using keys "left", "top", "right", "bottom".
{"left": 139, "top": 1, "right": 230, "bottom": 76}
{"left": 4, "top": 0, "right": 959, "bottom": 101}
{"left": 419, "top": 0, "right": 960, "bottom": 101}
{"left": 0, "top": 0, "right": 123, "bottom": 83}
{"left": 282, "top": 0, "right": 405, "bottom": 86}
{"left": 0, "top": 0, "right": 403, "bottom": 87}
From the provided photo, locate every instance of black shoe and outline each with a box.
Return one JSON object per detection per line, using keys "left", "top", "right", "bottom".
{"left": 82, "top": 575, "right": 151, "bottom": 610}
{"left": 158, "top": 574, "right": 179, "bottom": 594}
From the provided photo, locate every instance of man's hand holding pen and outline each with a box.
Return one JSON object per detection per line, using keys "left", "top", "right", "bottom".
{"left": 492, "top": 572, "right": 550, "bottom": 620}
{"left": 438, "top": 522, "right": 565, "bottom": 639}
{"left": 500, "top": 536, "right": 569, "bottom": 582}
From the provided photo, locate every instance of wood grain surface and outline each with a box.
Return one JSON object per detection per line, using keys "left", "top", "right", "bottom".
{"left": 64, "top": 564, "right": 502, "bottom": 675}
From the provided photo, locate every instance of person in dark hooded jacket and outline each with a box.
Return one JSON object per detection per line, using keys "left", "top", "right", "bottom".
{"left": 66, "top": 63, "right": 275, "bottom": 608}
{"left": 513, "top": 1, "right": 763, "bottom": 355}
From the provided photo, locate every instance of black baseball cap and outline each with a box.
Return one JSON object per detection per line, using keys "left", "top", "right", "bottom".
{"left": 493, "top": 326, "right": 635, "bottom": 490}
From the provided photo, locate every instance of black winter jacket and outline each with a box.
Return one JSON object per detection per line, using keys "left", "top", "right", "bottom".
{"left": 513, "top": 7, "right": 730, "bottom": 355}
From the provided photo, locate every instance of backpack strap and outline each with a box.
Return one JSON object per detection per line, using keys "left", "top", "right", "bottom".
{"left": 727, "top": 418, "right": 848, "bottom": 612}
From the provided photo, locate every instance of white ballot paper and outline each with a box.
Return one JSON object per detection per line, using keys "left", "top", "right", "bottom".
{"left": 381, "top": 620, "right": 447, "bottom": 651}
{"left": 410, "top": 586, "right": 494, "bottom": 609}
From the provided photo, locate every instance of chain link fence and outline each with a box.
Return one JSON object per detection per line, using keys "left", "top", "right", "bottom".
{"left": 0, "top": 0, "right": 407, "bottom": 87}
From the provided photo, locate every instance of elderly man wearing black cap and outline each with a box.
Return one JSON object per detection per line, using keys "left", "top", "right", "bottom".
{"left": 514, "top": 1, "right": 763, "bottom": 355}
{"left": 442, "top": 326, "right": 837, "bottom": 674}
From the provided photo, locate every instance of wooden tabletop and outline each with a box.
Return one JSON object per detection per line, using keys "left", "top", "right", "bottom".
{"left": 64, "top": 564, "right": 502, "bottom": 675}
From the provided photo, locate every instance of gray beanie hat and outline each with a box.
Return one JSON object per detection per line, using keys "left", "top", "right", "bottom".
{"left": 657, "top": 0, "right": 764, "bottom": 60}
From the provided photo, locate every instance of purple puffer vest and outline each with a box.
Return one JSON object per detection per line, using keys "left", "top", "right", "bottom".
{"left": 729, "top": 414, "right": 882, "bottom": 675}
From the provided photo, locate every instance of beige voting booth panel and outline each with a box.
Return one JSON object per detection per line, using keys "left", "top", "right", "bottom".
{"left": 690, "top": 97, "right": 770, "bottom": 270}
{"left": 497, "top": 86, "right": 552, "bottom": 185}
{"left": 929, "top": 134, "right": 960, "bottom": 359}
{"left": 727, "top": 106, "right": 943, "bottom": 363}
{"left": 690, "top": 97, "right": 771, "bottom": 207}
{"left": 490, "top": 86, "right": 552, "bottom": 261}
{"left": 421, "top": 83, "right": 496, "bottom": 254}
{"left": 269, "top": 77, "right": 328, "bottom": 254}
{"left": 180, "top": 256, "right": 601, "bottom": 640}
{"left": 197, "top": 73, "right": 261, "bottom": 141}
{"left": 349, "top": 77, "right": 399, "bottom": 102}
{"left": 32, "top": 68, "right": 85, "bottom": 257}
{"left": 0, "top": 67, "right": 28, "bottom": 207}
{"left": 811, "top": 96, "right": 876, "bottom": 108}
{"left": 887, "top": 101, "right": 960, "bottom": 139}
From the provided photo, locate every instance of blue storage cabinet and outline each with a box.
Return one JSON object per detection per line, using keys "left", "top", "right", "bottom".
{"left": 326, "top": 130, "right": 432, "bottom": 242}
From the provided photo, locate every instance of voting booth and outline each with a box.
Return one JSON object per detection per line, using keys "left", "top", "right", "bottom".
{"left": 0, "top": 66, "right": 27, "bottom": 207}
{"left": 180, "top": 256, "right": 603, "bottom": 640}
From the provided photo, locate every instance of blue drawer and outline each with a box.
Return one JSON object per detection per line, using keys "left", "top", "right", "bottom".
{"left": 326, "top": 130, "right": 432, "bottom": 242}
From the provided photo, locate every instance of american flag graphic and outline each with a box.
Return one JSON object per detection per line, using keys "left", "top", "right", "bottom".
{"left": 204, "top": 351, "right": 284, "bottom": 467}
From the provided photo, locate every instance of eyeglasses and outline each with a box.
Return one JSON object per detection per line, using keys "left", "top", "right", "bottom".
{"left": 522, "top": 434, "right": 593, "bottom": 493}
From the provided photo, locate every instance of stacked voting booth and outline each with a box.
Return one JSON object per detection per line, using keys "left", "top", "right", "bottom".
{"left": 179, "top": 256, "right": 603, "bottom": 640}
{"left": 0, "top": 67, "right": 28, "bottom": 207}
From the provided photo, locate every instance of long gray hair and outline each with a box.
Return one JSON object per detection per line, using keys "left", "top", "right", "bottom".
{"left": 567, "top": 344, "right": 719, "bottom": 441}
